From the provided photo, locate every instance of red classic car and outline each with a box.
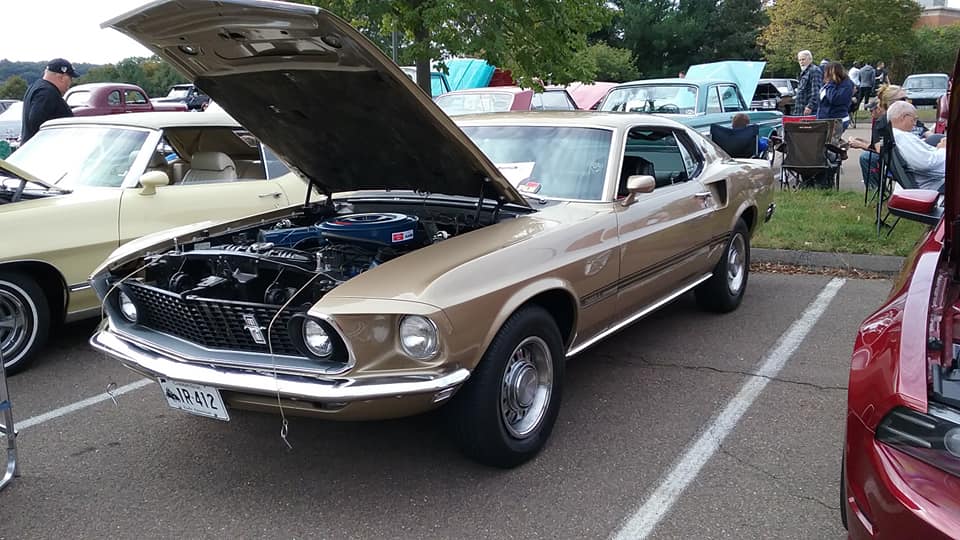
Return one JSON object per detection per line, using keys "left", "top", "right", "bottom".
{"left": 842, "top": 56, "right": 959, "bottom": 539}
{"left": 64, "top": 83, "right": 188, "bottom": 116}
{"left": 434, "top": 86, "right": 579, "bottom": 115}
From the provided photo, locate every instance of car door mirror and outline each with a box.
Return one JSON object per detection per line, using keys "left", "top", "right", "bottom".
{"left": 139, "top": 171, "right": 170, "bottom": 196}
{"left": 621, "top": 174, "right": 656, "bottom": 207}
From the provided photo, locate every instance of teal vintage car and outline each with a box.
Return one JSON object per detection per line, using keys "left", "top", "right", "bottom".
{"left": 401, "top": 67, "right": 452, "bottom": 97}
{"left": 597, "top": 61, "right": 783, "bottom": 141}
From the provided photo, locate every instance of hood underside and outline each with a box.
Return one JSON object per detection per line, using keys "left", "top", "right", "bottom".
{"left": 103, "top": 0, "right": 526, "bottom": 207}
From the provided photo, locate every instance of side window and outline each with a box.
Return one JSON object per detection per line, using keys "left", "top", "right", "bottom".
{"left": 621, "top": 128, "right": 691, "bottom": 193}
{"left": 675, "top": 132, "right": 704, "bottom": 179}
{"left": 705, "top": 86, "right": 722, "bottom": 114}
{"left": 720, "top": 85, "right": 744, "bottom": 112}
{"left": 262, "top": 146, "right": 291, "bottom": 179}
{"left": 125, "top": 90, "right": 147, "bottom": 105}
{"left": 107, "top": 91, "right": 121, "bottom": 106}
{"left": 538, "top": 91, "right": 576, "bottom": 110}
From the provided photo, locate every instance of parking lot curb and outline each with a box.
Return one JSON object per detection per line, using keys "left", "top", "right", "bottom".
{"left": 752, "top": 248, "right": 906, "bottom": 276}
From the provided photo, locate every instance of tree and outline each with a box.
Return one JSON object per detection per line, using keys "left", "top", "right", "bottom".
{"left": 301, "top": 1, "right": 612, "bottom": 91}
{"left": 77, "top": 56, "right": 187, "bottom": 97}
{"left": 900, "top": 24, "right": 960, "bottom": 80}
{"left": 0, "top": 75, "right": 27, "bottom": 100}
{"left": 759, "top": 0, "right": 921, "bottom": 77}
{"left": 617, "top": 0, "right": 767, "bottom": 79}
{"left": 577, "top": 43, "right": 640, "bottom": 82}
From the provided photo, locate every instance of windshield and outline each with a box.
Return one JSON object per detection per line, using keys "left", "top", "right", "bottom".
{"left": 600, "top": 84, "right": 699, "bottom": 114}
{"left": 436, "top": 92, "right": 516, "bottom": 115}
{"left": 65, "top": 91, "right": 90, "bottom": 107}
{"left": 6, "top": 126, "right": 149, "bottom": 188}
{"left": 905, "top": 76, "right": 948, "bottom": 90}
{"left": 460, "top": 125, "right": 611, "bottom": 201}
{"left": 166, "top": 86, "right": 191, "bottom": 99}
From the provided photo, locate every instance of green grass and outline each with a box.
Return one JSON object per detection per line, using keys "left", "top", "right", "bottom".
{"left": 850, "top": 107, "right": 937, "bottom": 124}
{"left": 753, "top": 189, "right": 928, "bottom": 257}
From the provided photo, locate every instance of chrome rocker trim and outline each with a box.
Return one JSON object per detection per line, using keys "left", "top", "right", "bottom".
{"left": 90, "top": 327, "right": 471, "bottom": 403}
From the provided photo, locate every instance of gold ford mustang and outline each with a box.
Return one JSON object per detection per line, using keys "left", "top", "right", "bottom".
{"left": 90, "top": 0, "right": 775, "bottom": 467}
{"left": 0, "top": 111, "right": 307, "bottom": 373}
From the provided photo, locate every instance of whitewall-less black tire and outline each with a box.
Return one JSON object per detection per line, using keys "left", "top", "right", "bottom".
{"left": 448, "top": 306, "right": 564, "bottom": 468}
{"left": 695, "top": 219, "right": 750, "bottom": 313}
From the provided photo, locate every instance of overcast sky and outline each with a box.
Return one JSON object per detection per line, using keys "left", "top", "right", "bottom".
{"left": 1, "top": 0, "right": 155, "bottom": 64}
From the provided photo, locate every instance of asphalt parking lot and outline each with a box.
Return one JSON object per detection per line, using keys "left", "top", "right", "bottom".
{"left": 0, "top": 271, "right": 886, "bottom": 539}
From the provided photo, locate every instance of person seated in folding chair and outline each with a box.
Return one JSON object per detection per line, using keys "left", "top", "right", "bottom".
{"left": 886, "top": 100, "right": 947, "bottom": 192}
{"left": 848, "top": 85, "right": 905, "bottom": 191}
{"left": 710, "top": 113, "right": 765, "bottom": 159}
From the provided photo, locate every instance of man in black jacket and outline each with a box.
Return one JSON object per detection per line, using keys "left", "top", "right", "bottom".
{"left": 20, "top": 58, "right": 77, "bottom": 144}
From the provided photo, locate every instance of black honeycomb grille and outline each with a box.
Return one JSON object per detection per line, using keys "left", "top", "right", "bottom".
{"left": 125, "top": 283, "right": 301, "bottom": 356}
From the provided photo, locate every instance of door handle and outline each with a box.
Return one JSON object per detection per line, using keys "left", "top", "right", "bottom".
{"left": 694, "top": 192, "right": 712, "bottom": 198}
{"left": 258, "top": 192, "right": 282, "bottom": 199}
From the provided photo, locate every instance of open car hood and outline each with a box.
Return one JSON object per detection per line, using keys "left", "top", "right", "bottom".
{"left": 686, "top": 61, "right": 766, "bottom": 105}
{"left": 103, "top": 0, "right": 527, "bottom": 207}
{"left": 0, "top": 159, "right": 68, "bottom": 192}
{"left": 946, "top": 56, "right": 959, "bottom": 262}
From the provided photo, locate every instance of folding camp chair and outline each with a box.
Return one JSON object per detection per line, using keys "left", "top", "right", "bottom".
{"left": 0, "top": 348, "right": 17, "bottom": 491}
{"left": 780, "top": 119, "right": 843, "bottom": 190}
{"left": 710, "top": 124, "right": 760, "bottom": 159}
{"left": 876, "top": 133, "right": 924, "bottom": 236}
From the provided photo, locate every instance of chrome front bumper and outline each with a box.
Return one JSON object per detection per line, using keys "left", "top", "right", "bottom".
{"left": 90, "top": 328, "right": 471, "bottom": 404}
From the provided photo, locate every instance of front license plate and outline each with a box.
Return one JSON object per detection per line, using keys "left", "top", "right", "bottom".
{"left": 158, "top": 378, "right": 230, "bottom": 421}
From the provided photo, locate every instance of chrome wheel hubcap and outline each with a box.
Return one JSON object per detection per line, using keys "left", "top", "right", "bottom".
{"left": 500, "top": 336, "right": 553, "bottom": 439}
{"left": 0, "top": 289, "right": 28, "bottom": 361}
{"left": 727, "top": 234, "right": 746, "bottom": 295}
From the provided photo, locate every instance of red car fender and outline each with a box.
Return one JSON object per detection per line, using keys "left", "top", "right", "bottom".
{"left": 848, "top": 222, "right": 946, "bottom": 431}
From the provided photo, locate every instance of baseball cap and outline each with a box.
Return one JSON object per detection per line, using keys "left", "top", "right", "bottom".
{"left": 47, "top": 58, "right": 79, "bottom": 78}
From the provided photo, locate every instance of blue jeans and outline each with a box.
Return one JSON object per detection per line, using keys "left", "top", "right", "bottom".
{"left": 859, "top": 151, "right": 880, "bottom": 190}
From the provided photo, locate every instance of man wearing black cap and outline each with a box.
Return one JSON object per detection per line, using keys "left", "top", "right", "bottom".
{"left": 20, "top": 58, "right": 78, "bottom": 144}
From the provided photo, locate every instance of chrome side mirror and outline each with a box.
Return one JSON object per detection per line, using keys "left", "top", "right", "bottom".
{"left": 621, "top": 174, "right": 656, "bottom": 207}
{"left": 138, "top": 171, "right": 169, "bottom": 196}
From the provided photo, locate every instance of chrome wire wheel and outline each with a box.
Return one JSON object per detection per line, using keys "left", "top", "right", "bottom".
{"left": 0, "top": 288, "right": 29, "bottom": 363}
{"left": 727, "top": 233, "right": 746, "bottom": 296}
{"left": 500, "top": 336, "right": 553, "bottom": 439}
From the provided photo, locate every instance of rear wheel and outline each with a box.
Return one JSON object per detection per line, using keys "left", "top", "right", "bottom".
{"left": 696, "top": 219, "right": 750, "bottom": 313}
{"left": 448, "top": 306, "right": 564, "bottom": 468}
{"left": 0, "top": 272, "right": 50, "bottom": 374}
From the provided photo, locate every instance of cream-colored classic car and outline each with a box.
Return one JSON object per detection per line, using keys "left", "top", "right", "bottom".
{"left": 0, "top": 112, "right": 306, "bottom": 372}
{"left": 90, "top": 0, "right": 775, "bottom": 467}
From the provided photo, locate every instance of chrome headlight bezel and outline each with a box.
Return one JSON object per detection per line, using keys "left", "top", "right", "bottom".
{"left": 399, "top": 315, "right": 440, "bottom": 360}
{"left": 302, "top": 318, "right": 334, "bottom": 358}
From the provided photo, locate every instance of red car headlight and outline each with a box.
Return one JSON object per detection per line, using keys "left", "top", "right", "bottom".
{"left": 876, "top": 404, "right": 960, "bottom": 477}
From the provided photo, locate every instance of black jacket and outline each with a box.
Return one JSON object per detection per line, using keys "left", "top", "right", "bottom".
{"left": 21, "top": 79, "right": 72, "bottom": 144}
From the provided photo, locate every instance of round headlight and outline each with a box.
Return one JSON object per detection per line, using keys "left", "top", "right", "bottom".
{"left": 118, "top": 291, "right": 138, "bottom": 323}
{"left": 946, "top": 427, "right": 960, "bottom": 458}
{"left": 399, "top": 315, "right": 439, "bottom": 360}
{"left": 303, "top": 319, "right": 333, "bottom": 357}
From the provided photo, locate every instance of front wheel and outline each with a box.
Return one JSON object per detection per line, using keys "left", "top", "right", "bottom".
{"left": 695, "top": 219, "right": 750, "bottom": 313}
{"left": 0, "top": 272, "right": 50, "bottom": 374}
{"left": 448, "top": 306, "right": 564, "bottom": 468}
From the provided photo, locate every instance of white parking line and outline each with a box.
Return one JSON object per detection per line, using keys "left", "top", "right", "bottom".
{"left": 612, "top": 277, "right": 846, "bottom": 540}
{"left": 16, "top": 379, "right": 154, "bottom": 430}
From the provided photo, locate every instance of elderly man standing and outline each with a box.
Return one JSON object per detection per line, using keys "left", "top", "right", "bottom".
{"left": 887, "top": 100, "right": 947, "bottom": 192}
{"left": 20, "top": 58, "right": 77, "bottom": 144}
{"left": 794, "top": 50, "right": 823, "bottom": 116}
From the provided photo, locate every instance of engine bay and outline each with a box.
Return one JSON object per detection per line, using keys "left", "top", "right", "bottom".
{"left": 120, "top": 201, "right": 506, "bottom": 309}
